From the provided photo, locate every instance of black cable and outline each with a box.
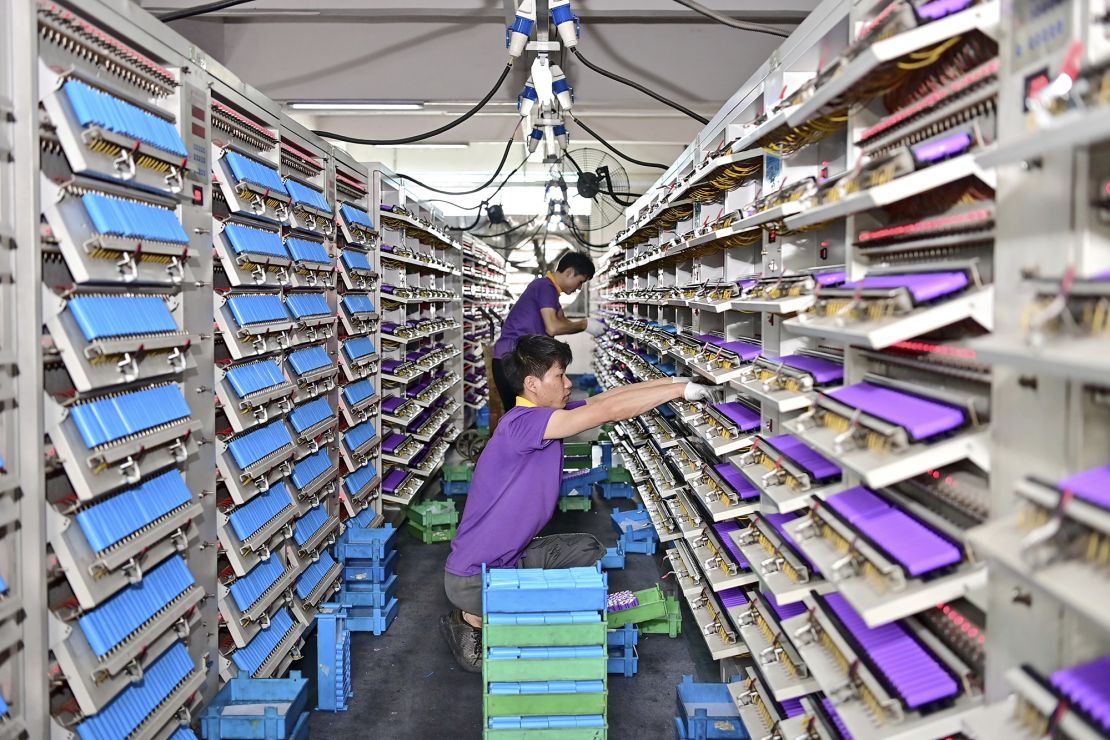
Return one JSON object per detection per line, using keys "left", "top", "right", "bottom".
{"left": 672, "top": 0, "right": 790, "bottom": 37}
{"left": 454, "top": 208, "right": 486, "bottom": 232}
{"left": 396, "top": 128, "right": 520, "bottom": 196}
{"left": 471, "top": 215, "right": 540, "bottom": 239}
{"left": 159, "top": 0, "right": 255, "bottom": 21}
{"left": 570, "top": 47, "right": 709, "bottom": 125}
{"left": 566, "top": 217, "right": 612, "bottom": 251}
{"left": 570, "top": 116, "right": 669, "bottom": 170}
{"left": 313, "top": 62, "right": 513, "bottom": 146}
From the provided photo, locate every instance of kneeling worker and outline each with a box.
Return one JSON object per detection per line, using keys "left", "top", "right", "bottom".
{"left": 441, "top": 334, "right": 716, "bottom": 671}
{"left": 491, "top": 252, "right": 606, "bottom": 414}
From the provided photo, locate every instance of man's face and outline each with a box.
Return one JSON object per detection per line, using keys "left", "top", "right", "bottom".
{"left": 557, "top": 269, "right": 589, "bottom": 294}
{"left": 528, "top": 363, "right": 572, "bottom": 408}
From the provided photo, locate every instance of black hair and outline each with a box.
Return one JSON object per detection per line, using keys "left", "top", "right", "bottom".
{"left": 556, "top": 251, "right": 596, "bottom": 280}
{"left": 503, "top": 335, "right": 573, "bottom": 393}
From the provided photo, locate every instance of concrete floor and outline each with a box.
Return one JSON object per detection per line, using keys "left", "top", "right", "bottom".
{"left": 306, "top": 489, "right": 719, "bottom": 739}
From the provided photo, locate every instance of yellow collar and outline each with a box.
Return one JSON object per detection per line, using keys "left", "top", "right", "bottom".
{"left": 545, "top": 271, "right": 563, "bottom": 295}
{"left": 515, "top": 396, "right": 539, "bottom": 408}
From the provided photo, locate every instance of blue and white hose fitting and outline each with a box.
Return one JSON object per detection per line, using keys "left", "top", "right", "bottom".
{"left": 517, "top": 79, "right": 538, "bottom": 117}
{"left": 527, "top": 126, "right": 545, "bottom": 153}
{"left": 554, "top": 124, "right": 568, "bottom": 151}
{"left": 550, "top": 0, "right": 580, "bottom": 49}
{"left": 551, "top": 64, "right": 573, "bottom": 111}
{"left": 506, "top": 0, "right": 536, "bottom": 58}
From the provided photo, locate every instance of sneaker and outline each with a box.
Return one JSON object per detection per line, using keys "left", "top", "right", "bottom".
{"left": 440, "top": 609, "right": 482, "bottom": 673}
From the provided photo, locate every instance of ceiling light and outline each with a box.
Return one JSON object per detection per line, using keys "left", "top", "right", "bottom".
{"left": 288, "top": 101, "right": 424, "bottom": 111}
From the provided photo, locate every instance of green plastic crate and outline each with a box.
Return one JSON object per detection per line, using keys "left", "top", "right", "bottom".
{"left": 605, "top": 468, "right": 632, "bottom": 484}
{"left": 484, "top": 657, "right": 608, "bottom": 683}
{"left": 484, "top": 725, "right": 607, "bottom": 739}
{"left": 606, "top": 586, "right": 666, "bottom": 628}
{"left": 639, "top": 596, "right": 682, "bottom": 638}
{"left": 484, "top": 622, "right": 607, "bottom": 648}
{"left": 405, "top": 520, "right": 456, "bottom": 543}
{"left": 409, "top": 499, "right": 458, "bottom": 528}
{"left": 443, "top": 464, "right": 474, "bottom": 482}
{"left": 563, "top": 458, "right": 591, "bottom": 471}
{"left": 558, "top": 496, "right": 593, "bottom": 513}
{"left": 563, "top": 443, "right": 593, "bottom": 458}
{"left": 485, "top": 692, "right": 607, "bottom": 718}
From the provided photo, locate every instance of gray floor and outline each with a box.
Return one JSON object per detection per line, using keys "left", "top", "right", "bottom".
{"left": 306, "top": 489, "right": 719, "bottom": 739}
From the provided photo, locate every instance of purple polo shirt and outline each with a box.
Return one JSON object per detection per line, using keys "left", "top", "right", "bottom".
{"left": 493, "top": 275, "right": 561, "bottom": 358}
{"left": 445, "top": 399, "right": 586, "bottom": 577}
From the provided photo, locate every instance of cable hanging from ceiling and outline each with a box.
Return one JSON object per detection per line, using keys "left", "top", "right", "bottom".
{"left": 671, "top": 0, "right": 790, "bottom": 37}
{"left": 159, "top": 0, "right": 256, "bottom": 21}
{"left": 312, "top": 61, "right": 515, "bottom": 146}
{"left": 569, "top": 116, "right": 668, "bottom": 171}
{"left": 569, "top": 47, "right": 709, "bottom": 125}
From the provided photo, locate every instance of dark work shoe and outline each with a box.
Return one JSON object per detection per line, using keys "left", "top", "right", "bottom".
{"left": 440, "top": 610, "right": 482, "bottom": 673}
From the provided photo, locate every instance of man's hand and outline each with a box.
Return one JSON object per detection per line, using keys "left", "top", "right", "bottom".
{"left": 585, "top": 318, "right": 606, "bottom": 337}
{"left": 683, "top": 381, "right": 719, "bottom": 403}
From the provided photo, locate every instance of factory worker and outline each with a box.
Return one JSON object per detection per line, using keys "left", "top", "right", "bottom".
{"left": 441, "top": 334, "right": 717, "bottom": 672}
{"left": 490, "top": 251, "right": 606, "bottom": 415}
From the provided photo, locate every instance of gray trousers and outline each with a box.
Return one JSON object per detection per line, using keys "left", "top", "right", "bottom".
{"left": 443, "top": 533, "right": 607, "bottom": 615}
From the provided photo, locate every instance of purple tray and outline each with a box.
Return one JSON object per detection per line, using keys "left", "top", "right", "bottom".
{"left": 383, "top": 468, "right": 407, "bottom": 492}
{"left": 819, "top": 698, "right": 853, "bottom": 739}
{"left": 821, "top": 592, "right": 959, "bottom": 710}
{"left": 1050, "top": 655, "right": 1110, "bottom": 732}
{"left": 777, "top": 354, "right": 843, "bottom": 384}
{"left": 381, "top": 396, "right": 406, "bottom": 414}
{"left": 382, "top": 433, "right": 407, "bottom": 454}
{"left": 912, "top": 130, "right": 973, "bottom": 163}
{"left": 841, "top": 271, "right": 969, "bottom": 304}
{"left": 406, "top": 379, "right": 433, "bottom": 399}
{"left": 381, "top": 359, "right": 404, "bottom": 374}
{"left": 825, "top": 487, "right": 961, "bottom": 576}
{"left": 814, "top": 271, "right": 847, "bottom": 287}
{"left": 719, "top": 340, "right": 762, "bottom": 362}
{"left": 760, "top": 590, "right": 806, "bottom": 622}
{"left": 379, "top": 244, "right": 397, "bottom": 253}
{"left": 718, "top": 586, "right": 749, "bottom": 610}
{"left": 779, "top": 698, "right": 805, "bottom": 718}
{"left": 380, "top": 322, "right": 400, "bottom": 334}
{"left": 825, "top": 383, "right": 965, "bottom": 442}
{"left": 697, "top": 334, "right": 726, "bottom": 347}
{"left": 917, "top": 0, "right": 974, "bottom": 20}
{"left": 1059, "top": 464, "right": 1110, "bottom": 510}
{"left": 380, "top": 285, "right": 396, "bottom": 294}
{"left": 713, "top": 402, "right": 761, "bottom": 432}
{"left": 763, "top": 434, "right": 841, "bottom": 483}
{"left": 711, "top": 521, "right": 749, "bottom": 568}
{"left": 713, "top": 462, "right": 759, "bottom": 501}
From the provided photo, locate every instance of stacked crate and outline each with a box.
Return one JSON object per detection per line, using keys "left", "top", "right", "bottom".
{"left": 482, "top": 566, "right": 609, "bottom": 738}
{"left": 406, "top": 498, "right": 459, "bottom": 543}
{"left": 335, "top": 517, "right": 399, "bottom": 634}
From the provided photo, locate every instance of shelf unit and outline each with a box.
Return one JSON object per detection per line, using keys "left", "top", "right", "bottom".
{"left": 585, "top": 1, "right": 1103, "bottom": 737}
{"left": 375, "top": 169, "right": 466, "bottom": 519}
{"left": 460, "top": 235, "right": 508, "bottom": 418}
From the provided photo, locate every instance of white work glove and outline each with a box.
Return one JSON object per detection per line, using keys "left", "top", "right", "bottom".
{"left": 670, "top": 376, "right": 691, "bottom": 384}
{"left": 683, "top": 382, "right": 717, "bottom": 402}
{"left": 585, "top": 318, "right": 606, "bottom": 337}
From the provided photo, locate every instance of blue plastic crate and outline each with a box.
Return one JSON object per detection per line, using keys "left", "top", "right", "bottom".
{"left": 607, "top": 624, "right": 639, "bottom": 649}
{"left": 599, "top": 546, "right": 625, "bottom": 570}
{"left": 611, "top": 507, "right": 655, "bottom": 542}
{"left": 442, "top": 480, "right": 471, "bottom": 497}
{"left": 338, "top": 524, "right": 397, "bottom": 562}
{"left": 560, "top": 468, "right": 608, "bottom": 497}
{"left": 599, "top": 481, "right": 634, "bottom": 501}
{"left": 483, "top": 565, "right": 608, "bottom": 614}
{"left": 315, "top": 605, "right": 352, "bottom": 712}
{"left": 598, "top": 442, "right": 613, "bottom": 468}
{"left": 342, "top": 549, "right": 397, "bottom": 584}
{"left": 607, "top": 646, "right": 638, "bottom": 677}
{"left": 345, "top": 597, "right": 399, "bottom": 636}
{"left": 200, "top": 671, "right": 308, "bottom": 739}
{"left": 620, "top": 533, "right": 657, "bottom": 556}
{"left": 674, "top": 675, "right": 746, "bottom": 739}
{"left": 337, "top": 573, "right": 398, "bottom": 608}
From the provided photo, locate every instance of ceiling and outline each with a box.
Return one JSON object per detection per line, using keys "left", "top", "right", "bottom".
{"left": 140, "top": 0, "right": 816, "bottom": 246}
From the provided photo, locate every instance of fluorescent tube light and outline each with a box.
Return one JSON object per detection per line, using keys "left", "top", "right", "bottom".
{"left": 288, "top": 101, "right": 424, "bottom": 111}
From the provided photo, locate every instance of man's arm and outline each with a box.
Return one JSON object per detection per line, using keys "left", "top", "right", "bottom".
{"left": 584, "top": 376, "right": 681, "bottom": 405}
{"left": 543, "top": 380, "right": 692, "bottom": 440}
{"left": 540, "top": 306, "right": 587, "bottom": 336}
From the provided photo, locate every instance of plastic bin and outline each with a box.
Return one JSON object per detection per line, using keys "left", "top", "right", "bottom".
{"left": 200, "top": 671, "right": 308, "bottom": 739}
{"left": 606, "top": 586, "right": 667, "bottom": 628}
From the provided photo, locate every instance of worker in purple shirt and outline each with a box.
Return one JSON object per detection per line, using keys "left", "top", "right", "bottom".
{"left": 440, "top": 335, "right": 717, "bottom": 672}
{"left": 491, "top": 251, "right": 606, "bottom": 414}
